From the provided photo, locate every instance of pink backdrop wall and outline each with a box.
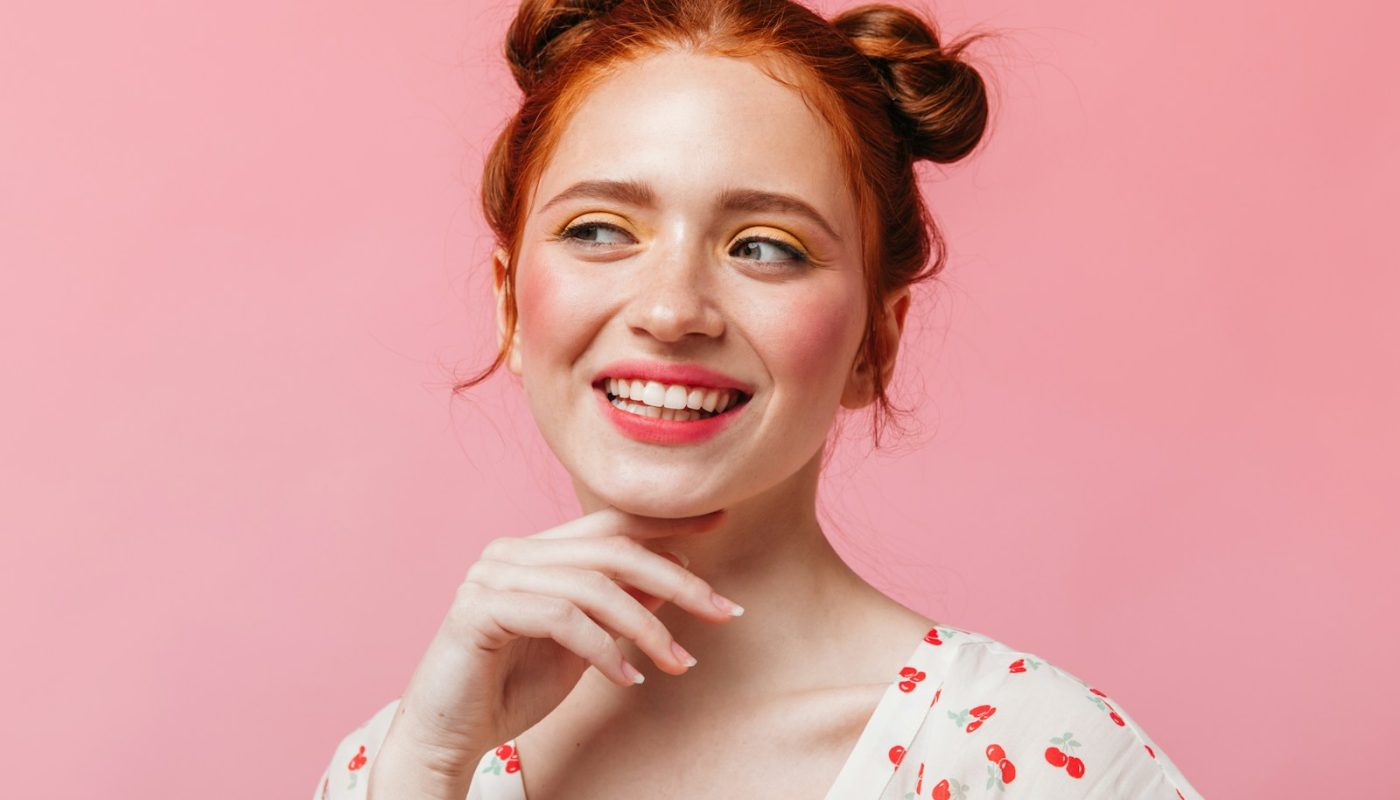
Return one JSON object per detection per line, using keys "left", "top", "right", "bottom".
{"left": 2, "top": 0, "right": 1395, "bottom": 797}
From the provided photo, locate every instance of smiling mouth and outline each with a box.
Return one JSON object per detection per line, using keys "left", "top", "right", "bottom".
{"left": 596, "top": 379, "right": 752, "bottom": 422}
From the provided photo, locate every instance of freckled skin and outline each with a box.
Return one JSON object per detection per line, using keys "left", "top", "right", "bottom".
{"left": 499, "top": 51, "right": 878, "bottom": 518}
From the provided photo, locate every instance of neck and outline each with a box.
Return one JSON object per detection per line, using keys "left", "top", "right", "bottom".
{"left": 571, "top": 443, "right": 878, "bottom": 711}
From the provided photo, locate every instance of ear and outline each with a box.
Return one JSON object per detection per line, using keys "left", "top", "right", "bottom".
{"left": 492, "top": 246, "right": 524, "bottom": 377}
{"left": 840, "top": 285, "right": 912, "bottom": 409}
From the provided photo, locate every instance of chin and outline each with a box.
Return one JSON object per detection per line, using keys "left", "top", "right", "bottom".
{"left": 586, "top": 473, "right": 729, "bottom": 520}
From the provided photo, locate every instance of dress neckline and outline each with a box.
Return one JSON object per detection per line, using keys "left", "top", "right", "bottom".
{"left": 820, "top": 626, "right": 945, "bottom": 800}
{"left": 493, "top": 626, "right": 948, "bottom": 800}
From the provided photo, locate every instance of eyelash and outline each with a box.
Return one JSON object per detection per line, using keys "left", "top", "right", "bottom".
{"left": 555, "top": 221, "right": 809, "bottom": 267}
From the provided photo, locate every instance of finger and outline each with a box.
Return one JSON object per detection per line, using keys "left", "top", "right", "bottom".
{"left": 477, "top": 536, "right": 741, "bottom": 624}
{"left": 624, "top": 550, "right": 687, "bottom": 611}
{"left": 621, "top": 583, "right": 667, "bottom": 615}
{"left": 527, "top": 506, "right": 726, "bottom": 542}
{"left": 475, "top": 588, "right": 646, "bottom": 688}
{"left": 468, "top": 561, "right": 695, "bottom": 675}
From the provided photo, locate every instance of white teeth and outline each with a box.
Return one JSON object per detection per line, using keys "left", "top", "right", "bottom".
{"left": 663, "top": 384, "right": 689, "bottom": 409}
{"left": 611, "top": 397, "right": 702, "bottom": 421}
{"left": 603, "top": 377, "right": 745, "bottom": 416}
{"left": 640, "top": 381, "right": 665, "bottom": 407}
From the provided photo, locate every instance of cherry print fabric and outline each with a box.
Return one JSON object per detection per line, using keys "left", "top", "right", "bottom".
{"left": 312, "top": 624, "right": 1203, "bottom": 799}
{"left": 846, "top": 626, "right": 1202, "bottom": 799}
{"left": 307, "top": 696, "right": 525, "bottom": 800}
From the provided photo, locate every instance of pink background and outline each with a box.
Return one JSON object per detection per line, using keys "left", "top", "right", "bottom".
{"left": 2, "top": 0, "right": 1395, "bottom": 797}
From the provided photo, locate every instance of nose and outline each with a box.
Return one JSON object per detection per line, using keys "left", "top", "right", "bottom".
{"left": 623, "top": 242, "right": 725, "bottom": 343}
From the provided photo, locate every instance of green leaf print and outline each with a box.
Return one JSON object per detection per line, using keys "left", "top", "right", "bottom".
{"left": 986, "top": 763, "right": 1006, "bottom": 792}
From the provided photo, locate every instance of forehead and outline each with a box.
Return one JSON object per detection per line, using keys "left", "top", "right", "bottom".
{"left": 531, "top": 50, "right": 856, "bottom": 236}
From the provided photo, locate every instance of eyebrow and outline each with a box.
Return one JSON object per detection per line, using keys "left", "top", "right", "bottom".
{"left": 538, "top": 178, "right": 844, "bottom": 243}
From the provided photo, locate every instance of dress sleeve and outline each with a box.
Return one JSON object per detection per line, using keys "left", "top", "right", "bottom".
{"left": 312, "top": 697, "right": 526, "bottom": 800}
{"left": 311, "top": 697, "right": 402, "bottom": 800}
{"left": 894, "top": 640, "right": 1204, "bottom": 799}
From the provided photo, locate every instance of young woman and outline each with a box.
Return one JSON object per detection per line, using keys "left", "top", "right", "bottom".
{"left": 314, "top": 0, "right": 1203, "bottom": 797}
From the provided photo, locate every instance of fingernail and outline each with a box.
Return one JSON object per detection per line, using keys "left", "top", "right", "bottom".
{"left": 711, "top": 591, "right": 744, "bottom": 617}
{"left": 621, "top": 660, "right": 645, "bottom": 685}
{"left": 671, "top": 641, "right": 698, "bottom": 667}
{"left": 659, "top": 550, "right": 690, "bottom": 568}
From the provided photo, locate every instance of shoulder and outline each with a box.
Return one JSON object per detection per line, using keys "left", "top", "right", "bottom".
{"left": 894, "top": 624, "right": 1204, "bottom": 799}
{"left": 310, "top": 697, "right": 401, "bottom": 800}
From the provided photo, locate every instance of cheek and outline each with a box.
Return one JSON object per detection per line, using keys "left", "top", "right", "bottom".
{"left": 514, "top": 257, "right": 555, "bottom": 341}
{"left": 514, "top": 255, "right": 591, "bottom": 358}
{"left": 754, "top": 285, "right": 864, "bottom": 390}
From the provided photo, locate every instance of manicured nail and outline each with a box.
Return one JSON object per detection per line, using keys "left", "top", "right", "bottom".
{"left": 671, "top": 641, "right": 698, "bottom": 667}
{"left": 621, "top": 660, "right": 645, "bottom": 685}
{"left": 711, "top": 592, "right": 744, "bottom": 617}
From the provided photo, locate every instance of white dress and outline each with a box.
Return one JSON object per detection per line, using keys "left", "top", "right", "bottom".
{"left": 313, "top": 624, "right": 1204, "bottom": 799}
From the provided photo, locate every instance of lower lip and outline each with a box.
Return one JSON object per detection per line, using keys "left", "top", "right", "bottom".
{"left": 594, "top": 386, "right": 749, "bottom": 445}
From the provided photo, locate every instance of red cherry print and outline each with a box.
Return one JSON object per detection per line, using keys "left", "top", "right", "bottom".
{"left": 930, "top": 688, "right": 942, "bottom": 708}
{"left": 889, "top": 744, "right": 906, "bottom": 767}
{"left": 505, "top": 755, "right": 521, "bottom": 774}
{"left": 932, "top": 779, "right": 951, "bottom": 800}
{"left": 998, "top": 758, "right": 1016, "bottom": 783}
{"left": 951, "top": 705, "right": 993, "bottom": 733}
{"left": 898, "top": 666, "right": 926, "bottom": 693}
{"left": 1047, "top": 732, "right": 1085, "bottom": 778}
{"left": 916, "top": 761, "right": 925, "bottom": 794}
{"left": 1088, "top": 693, "right": 1127, "bottom": 726}
{"left": 1009, "top": 658, "right": 1026, "bottom": 673}
{"left": 1097, "top": 700, "right": 1131, "bottom": 728}
{"left": 496, "top": 744, "right": 514, "bottom": 760}
{"left": 1146, "top": 744, "right": 1156, "bottom": 758}
{"left": 347, "top": 745, "right": 367, "bottom": 771}
{"left": 924, "top": 627, "right": 943, "bottom": 645}
{"left": 985, "top": 744, "right": 1005, "bottom": 762}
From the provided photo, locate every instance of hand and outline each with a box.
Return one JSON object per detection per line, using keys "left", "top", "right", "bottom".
{"left": 372, "top": 506, "right": 742, "bottom": 790}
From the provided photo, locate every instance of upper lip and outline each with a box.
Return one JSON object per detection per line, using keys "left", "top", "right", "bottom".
{"left": 591, "top": 359, "right": 754, "bottom": 395}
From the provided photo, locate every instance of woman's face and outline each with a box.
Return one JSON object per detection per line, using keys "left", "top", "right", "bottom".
{"left": 496, "top": 50, "right": 906, "bottom": 517}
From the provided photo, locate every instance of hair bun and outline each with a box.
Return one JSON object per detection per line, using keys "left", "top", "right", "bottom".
{"left": 832, "top": 3, "right": 989, "bottom": 163}
{"left": 505, "top": 0, "right": 623, "bottom": 94}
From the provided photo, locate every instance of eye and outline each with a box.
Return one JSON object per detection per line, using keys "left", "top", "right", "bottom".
{"left": 731, "top": 236, "right": 808, "bottom": 267}
{"left": 557, "top": 221, "right": 634, "bottom": 247}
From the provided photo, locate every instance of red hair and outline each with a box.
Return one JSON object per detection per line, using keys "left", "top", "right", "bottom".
{"left": 458, "top": 0, "right": 994, "bottom": 447}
